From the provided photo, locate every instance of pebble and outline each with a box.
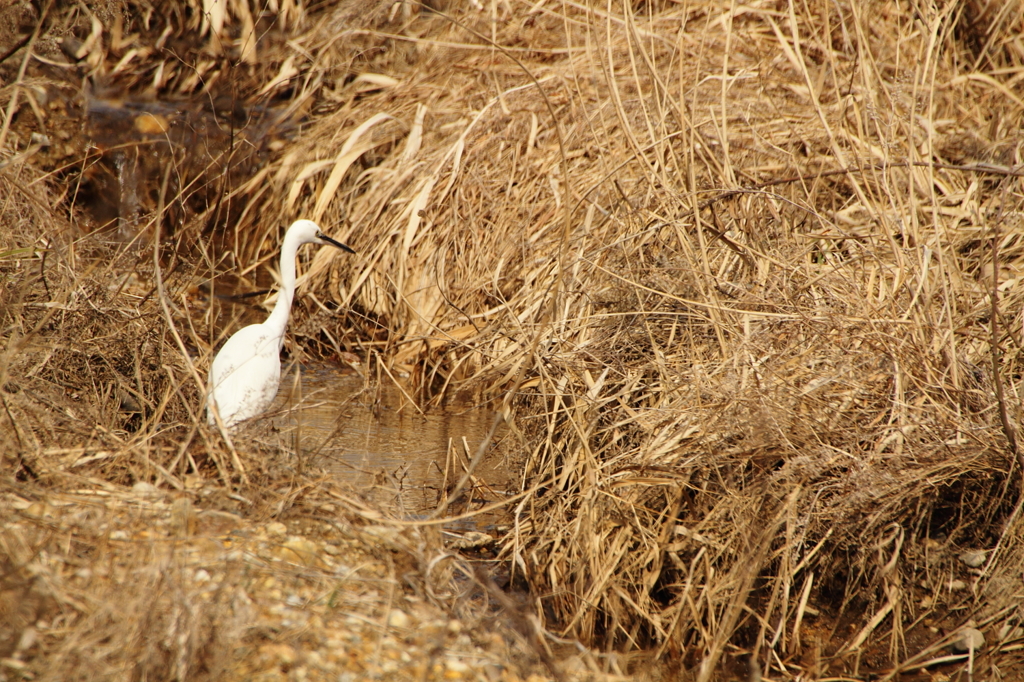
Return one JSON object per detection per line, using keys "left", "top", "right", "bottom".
{"left": 362, "top": 525, "right": 402, "bottom": 543}
{"left": 169, "top": 497, "right": 196, "bottom": 536}
{"left": 447, "top": 531, "right": 494, "bottom": 549}
{"left": 277, "top": 537, "right": 322, "bottom": 567}
{"left": 131, "top": 481, "right": 159, "bottom": 496}
{"left": 445, "top": 658, "right": 471, "bottom": 673}
{"left": 259, "top": 643, "right": 298, "bottom": 665}
{"left": 265, "top": 521, "right": 288, "bottom": 537}
{"left": 387, "top": 609, "right": 412, "bottom": 629}
{"left": 444, "top": 659, "right": 470, "bottom": 678}
{"left": 24, "top": 502, "right": 54, "bottom": 518}
{"left": 482, "top": 663, "right": 504, "bottom": 681}
{"left": 998, "top": 623, "right": 1023, "bottom": 641}
{"left": 948, "top": 579, "right": 967, "bottom": 591}
{"left": 951, "top": 627, "right": 985, "bottom": 653}
{"left": 959, "top": 550, "right": 987, "bottom": 568}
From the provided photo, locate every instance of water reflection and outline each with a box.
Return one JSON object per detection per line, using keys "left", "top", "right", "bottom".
{"left": 272, "top": 364, "right": 506, "bottom": 521}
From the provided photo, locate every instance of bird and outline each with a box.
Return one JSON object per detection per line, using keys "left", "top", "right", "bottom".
{"left": 207, "top": 219, "right": 354, "bottom": 428}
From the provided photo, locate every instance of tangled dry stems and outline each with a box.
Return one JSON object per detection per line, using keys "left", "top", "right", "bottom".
{"left": 3, "top": 0, "right": 1024, "bottom": 678}
{"left": 243, "top": 0, "right": 1024, "bottom": 672}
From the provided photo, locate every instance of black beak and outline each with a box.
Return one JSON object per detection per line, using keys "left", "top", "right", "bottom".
{"left": 317, "top": 231, "right": 356, "bottom": 254}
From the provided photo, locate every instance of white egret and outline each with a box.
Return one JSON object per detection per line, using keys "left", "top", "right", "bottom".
{"left": 207, "top": 219, "right": 354, "bottom": 427}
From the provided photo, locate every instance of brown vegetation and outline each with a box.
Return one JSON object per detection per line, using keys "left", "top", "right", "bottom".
{"left": 3, "top": 0, "right": 1024, "bottom": 679}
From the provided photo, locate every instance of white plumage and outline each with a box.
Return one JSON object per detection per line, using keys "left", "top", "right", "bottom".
{"left": 207, "top": 219, "right": 353, "bottom": 427}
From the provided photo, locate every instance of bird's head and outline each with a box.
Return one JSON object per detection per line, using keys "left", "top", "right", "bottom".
{"left": 287, "top": 219, "right": 356, "bottom": 254}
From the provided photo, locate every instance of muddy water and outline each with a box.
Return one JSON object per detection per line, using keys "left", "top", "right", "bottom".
{"left": 200, "top": 247, "right": 508, "bottom": 528}
{"left": 269, "top": 364, "right": 507, "bottom": 526}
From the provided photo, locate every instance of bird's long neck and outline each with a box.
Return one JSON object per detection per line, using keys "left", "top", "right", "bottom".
{"left": 263, "top": 229, "right": 302, "bottom": 349}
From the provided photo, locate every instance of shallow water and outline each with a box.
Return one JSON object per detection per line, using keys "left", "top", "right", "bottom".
{"left": 270, "top": 364, "right": 507, "bottom": 524}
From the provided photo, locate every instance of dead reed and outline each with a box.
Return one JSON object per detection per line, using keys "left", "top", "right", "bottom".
{"left": 243, "top": 0, "right": 1024, "bottom": 676}
{"left": 4, "top": 0, "right": 1024, "bottom": 678}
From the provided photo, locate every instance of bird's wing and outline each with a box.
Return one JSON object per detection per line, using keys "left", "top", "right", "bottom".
{"left": 208, "top": 324, "right": 283, "bottom": 425}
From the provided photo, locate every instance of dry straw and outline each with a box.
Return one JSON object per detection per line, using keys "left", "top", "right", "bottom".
{"left": 4, "top": 0, "right": 1024, "bottom": 678}
{"left": 236, "top": 0, "right": 1024, "bottom": 675}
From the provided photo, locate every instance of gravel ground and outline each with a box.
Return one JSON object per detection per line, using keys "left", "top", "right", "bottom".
{"left": 2, "top": 481, "right": 627, "bottom": 682}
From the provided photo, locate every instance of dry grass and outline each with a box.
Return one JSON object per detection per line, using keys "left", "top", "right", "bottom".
{"left": 255, "top": 0, "right": 1024, "bottom": 676}
{"left": 4, "top": 0, "right": 1024, "bottom": 679}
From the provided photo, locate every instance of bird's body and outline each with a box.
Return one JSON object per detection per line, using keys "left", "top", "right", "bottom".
{"left": 207, "top": 322, "right": 284, "bottom": 426}
{"left": 207, "top": 219, "right": 353, "bottom": 428}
